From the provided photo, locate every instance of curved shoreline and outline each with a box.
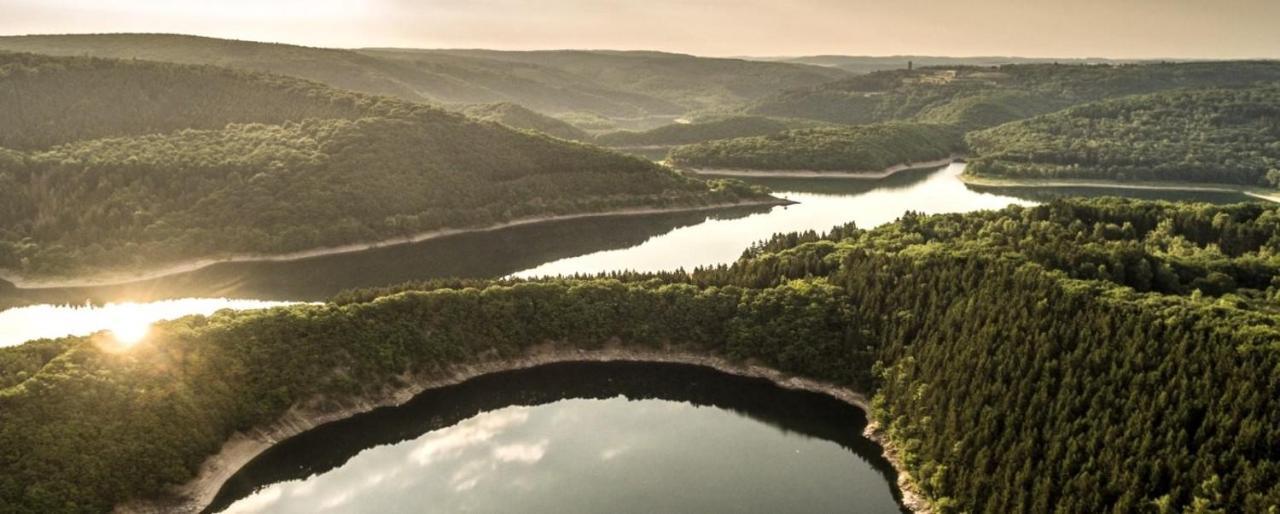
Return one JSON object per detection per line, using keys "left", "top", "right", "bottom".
{"left": 115, "top": 345, "right": 931, "bottom": 514}
{"left": 958, "top": 174, "right": 1280, "bottom": 203}
{"left": 0, "top": 199, "right": 790, "bottom": 290}
{"left": 603, "top": 144, "right": 675, "bottom": 150}
{"left": 678, "top": 155, "right": 960, "bottom": 179}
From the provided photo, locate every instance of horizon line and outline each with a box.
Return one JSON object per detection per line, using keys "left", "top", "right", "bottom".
{"left": 3, "top": 31, "right": 1278, "bottom": 62}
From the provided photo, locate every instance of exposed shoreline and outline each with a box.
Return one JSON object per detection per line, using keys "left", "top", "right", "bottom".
{"left": 0, "top": 199, "right": 789, "bottom": 290}
{"left": 678, "top": 155, "right": 960, "bottom": 179}
{"left": 115, "top": 345, "right": 931, "bottom": 514}
{"left": 958, "top": 174, "right": 1280, "bottom": 203}
{"left": 605, "top": 144, "right": 674, "bottom": 150}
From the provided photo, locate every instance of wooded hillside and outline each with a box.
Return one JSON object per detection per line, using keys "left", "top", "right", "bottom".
{"left": 0, "top": 53, "right": 766, "bottom": 278}
{"left": 667, "top": 123, "right": 963, "bottom": 171}
{"left": 965, "top": 85, "right": 1280, "bottom": 187}
{"left": 747, "top": 62, "right": 1280, "bottom": 129}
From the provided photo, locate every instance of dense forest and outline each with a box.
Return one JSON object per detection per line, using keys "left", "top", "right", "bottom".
{"left": 746, "top": 61, "right": 1280, "bottom": 129}
{"left": 965, "top": 86, "right": 1280, "bottom": 187}
{"left": 0, "top": 52, "right": 769, "bottom": 278}
{"left": 4, "top": 199, "right": 1276, "bottom": 513}
{"left": 593, "top": 116, "right": 825, "bottom": 147}
{"left": 724, "top": 62, "right": 1280, "bottom": 184}
{"left": 458, "top": 102, "right": 590, "bottom": 141}
{"left": 0, "top": 34, "right": 848, "bottom": 121}
{"left": 666, "top": 123, "right": 962, "bottom": 171}
{"left": 0, "top": 52, "right": 374, "bottom": 150}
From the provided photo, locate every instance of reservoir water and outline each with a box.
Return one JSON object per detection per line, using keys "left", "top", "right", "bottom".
{"left": 0, "top": 163, "right": 1257, "bottom": 344}
{"left": 208, "top": 362, "right": 907, "bottom": 514}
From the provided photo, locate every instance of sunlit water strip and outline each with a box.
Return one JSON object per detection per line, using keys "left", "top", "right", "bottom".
{"left": 0, "top": 299, "right": 301, "bottom": 347}
{"left": 513, "top": 163, "right": 1033, "bottom": 277}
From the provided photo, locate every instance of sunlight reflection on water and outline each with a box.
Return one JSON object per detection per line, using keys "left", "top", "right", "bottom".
{"left": 0, "top": 298, "right": 300, "bottom": 347}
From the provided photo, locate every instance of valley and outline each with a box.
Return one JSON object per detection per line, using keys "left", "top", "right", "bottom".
{"left": 1, "top": 15, "right": 1279, "bottom": 514}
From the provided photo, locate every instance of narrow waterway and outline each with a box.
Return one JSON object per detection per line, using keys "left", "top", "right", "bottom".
{"left": 1, "top": 162, "right": 1253, "bottom": 345}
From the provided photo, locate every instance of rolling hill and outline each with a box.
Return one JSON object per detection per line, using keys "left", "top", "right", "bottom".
{"left": 965, "top": 85, "right": 1280, "bottom": 187}
{"left": 0, "top": 52, "right": 770, "bottom": 279}
{"left": 667, "top": 123, "right": 963, "bottom": 172}
{"left": 366, "top": 48, "right": 851, "bottom": 113}
{"left": 764, "top": 55, "right": 1133, "bottom": 74}
{"left": 0, "top": 34, "right": 848, "bottom": 121}
{"left": 745, "top": 61, "right": 1280, "bottom": 129}
{"left": 458, "top": 102, "right": 590, "bottom": 141}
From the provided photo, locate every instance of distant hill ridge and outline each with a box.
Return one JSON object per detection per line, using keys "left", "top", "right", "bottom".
{"left": 0, "top": 33, "right": 848, "bottom": 120}
{"left": 746, "top": 61, "right": 1280, "bottom": 129}
{"left": 759, "top": 54, "right": 1142, "bottom": 74}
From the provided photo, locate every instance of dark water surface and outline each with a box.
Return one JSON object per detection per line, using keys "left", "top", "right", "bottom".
{"left": 2, "top": 164, "right": 1254, "bottom": 310}
{"left": 209, "top": 362, "right": 908, "bottom": 514}
{"left": 1, "top": 163, "right": 1261, "bottom": 344}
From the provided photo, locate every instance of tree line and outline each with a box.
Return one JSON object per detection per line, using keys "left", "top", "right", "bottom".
{"left": 666, "top": 123, "right": 963, "bottom": 172}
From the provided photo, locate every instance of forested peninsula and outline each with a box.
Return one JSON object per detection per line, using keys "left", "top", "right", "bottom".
{"left": 0, "top": 52, "right": 772, "bottom": 280}
{"left": 593, "top": 116, "right": 824, "bottom": 148}
{"left": 3, "top": 199, "right": 1278, "bottom": 513}
{"left": 666, "top": 123, "right": 962, "bottom": 173}
{"left": 964, "top": 85, "right": 1280, "bottom": 190}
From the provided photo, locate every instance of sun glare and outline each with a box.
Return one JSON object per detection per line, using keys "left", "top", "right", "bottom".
{"left": 0, "top": 299, "right": 303, "bottom": 348}
{"left": 107, "top": 314, "right": 152, "bottom": 346}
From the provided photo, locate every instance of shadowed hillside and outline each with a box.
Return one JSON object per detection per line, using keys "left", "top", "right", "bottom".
{"left": 0, "top": 52, "right": 769, "bottom": 279}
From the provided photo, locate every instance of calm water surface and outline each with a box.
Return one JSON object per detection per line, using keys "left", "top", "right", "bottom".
{"left": 0, "top": 163, "right": 1256, "bottom": 344}
{"left": 210, "top": 362, "right": 907, "bottom": 514}
{"left": 516, "top": 163, "right": 1028, "bottom": 276}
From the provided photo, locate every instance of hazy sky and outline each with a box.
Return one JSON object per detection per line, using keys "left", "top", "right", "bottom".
{"left": 2, "top": 0, "right": 1278, "bottom": 58}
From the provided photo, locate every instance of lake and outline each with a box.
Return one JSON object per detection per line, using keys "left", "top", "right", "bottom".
{"left": 0, "top": 163, "right": 1257, "bottom": 344}
{"left": 0, "top": 161, "right": 1259, "bottom": 512}
{"left": 207, "top": 362, "right": 908, "bottom": 514}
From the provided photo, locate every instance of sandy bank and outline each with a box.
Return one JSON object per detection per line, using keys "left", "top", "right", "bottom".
{"left": 115, "top": 345, "right": 931, "bottom": 514}
{"left": 959, "top": 174, "right": 1280, "bottom": 203}
{"left": 680, "top": 155, "right": 959, "bottom": 179}
{"left": 1, "top": 199, "right": 789, "bottom": 290}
